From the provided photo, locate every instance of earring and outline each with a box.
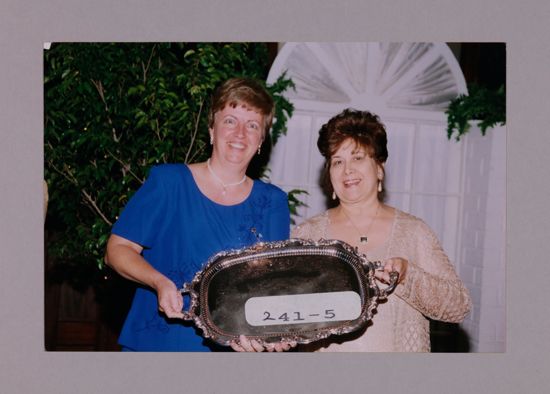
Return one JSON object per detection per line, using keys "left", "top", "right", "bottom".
{"left": 378, "top": 179, "right": 383, "bottom": 193}
{"left": 257, "top": 145, "right": 261, "bottom": 155}
{"left": 332, "top": 191, "right": 336, "bottom": 200}
{"left": 210, "top": 136, "right": 213, "bottom": 145}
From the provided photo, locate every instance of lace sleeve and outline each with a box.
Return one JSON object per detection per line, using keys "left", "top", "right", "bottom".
{"left": 395, "top": 219, "right": 472, "bottom": 323}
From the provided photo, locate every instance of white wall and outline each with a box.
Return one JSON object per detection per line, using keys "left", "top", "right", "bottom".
{"left": 458, "top": 124, "right": 506, "bottom": 352}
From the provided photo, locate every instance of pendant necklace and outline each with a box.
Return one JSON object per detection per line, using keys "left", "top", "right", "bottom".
{"left": 340, "top": 203, "right": 381, "bottom": 244}
{"left": 207, "top": 158, "right": 247, "bottom": 195}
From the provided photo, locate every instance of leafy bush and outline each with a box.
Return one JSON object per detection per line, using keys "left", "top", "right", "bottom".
{"left": 44, "top": 43, "right": 295, "bottom": 288}
{"left": 445, "top": 83, "right": 506, "bottom": 141}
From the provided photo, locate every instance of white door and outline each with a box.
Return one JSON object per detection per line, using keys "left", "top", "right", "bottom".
{"left": 267, "top": 42, "right": 505, "bottom": 352}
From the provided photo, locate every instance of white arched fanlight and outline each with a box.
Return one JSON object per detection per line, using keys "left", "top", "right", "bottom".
{"left": 268, "top": 42, "right": 467, "bottom": 117}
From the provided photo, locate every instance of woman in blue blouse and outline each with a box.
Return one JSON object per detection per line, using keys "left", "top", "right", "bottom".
{"left": 105, "top": 78, "right": 291, "bottom": 352}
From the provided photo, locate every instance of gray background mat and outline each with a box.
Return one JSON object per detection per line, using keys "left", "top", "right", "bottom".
{"left": 1, "top": 0, "right": 549, "bottom": 393}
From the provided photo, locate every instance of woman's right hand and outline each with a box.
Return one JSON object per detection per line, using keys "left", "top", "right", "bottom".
{"left": 105, "top": 234, "right": 185, "bottom": 319}
{"left": 154, "top": 276, "right": 185, "bottom": 319}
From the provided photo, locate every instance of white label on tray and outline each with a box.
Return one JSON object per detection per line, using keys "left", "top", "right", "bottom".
{"left": 244, "top": 291, "right": 361, "bottom": 326}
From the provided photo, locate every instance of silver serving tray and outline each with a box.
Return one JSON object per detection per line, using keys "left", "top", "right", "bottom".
{"left": 179, "top": 238, "right": 398, "bottom": 347}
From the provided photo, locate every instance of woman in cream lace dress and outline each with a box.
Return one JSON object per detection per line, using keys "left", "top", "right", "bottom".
{"left": 292, "top": 109, "right": 471, "bottom": 352}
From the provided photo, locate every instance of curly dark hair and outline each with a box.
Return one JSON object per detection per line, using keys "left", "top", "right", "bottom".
{"left": 317, "top": 108, "right": 388, "bottom": 197}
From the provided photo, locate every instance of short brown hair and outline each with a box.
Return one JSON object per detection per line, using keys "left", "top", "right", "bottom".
{"left": 317, "top": 108, "right": 388, "bottom": 196}
{"left": 207, "top": 77, "right": 275, "bottom": 136}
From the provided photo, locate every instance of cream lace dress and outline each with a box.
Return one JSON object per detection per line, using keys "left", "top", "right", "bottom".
{"left": 291, "top": 208, "right": 471, "bottom": 352}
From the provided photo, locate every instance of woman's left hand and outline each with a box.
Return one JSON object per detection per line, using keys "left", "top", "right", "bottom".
{"left": 376, "top": 257, "right": 408, "bottom": 285}
{"left": 230, "top": 335, "right": 297, "bottom": 352}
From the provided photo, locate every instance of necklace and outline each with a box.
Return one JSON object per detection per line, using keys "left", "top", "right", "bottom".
{"left": 340, "top": 203, "right": 381, "bottom": 244}
{"left": 207, "top": 158, "right": 247, "bottom": 195}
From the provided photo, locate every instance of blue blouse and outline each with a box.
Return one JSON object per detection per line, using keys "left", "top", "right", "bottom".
{"left": 111, "top": 164, "right": 290, "bottom": 351}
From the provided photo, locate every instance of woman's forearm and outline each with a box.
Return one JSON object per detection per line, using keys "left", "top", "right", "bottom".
{"left": 104, "top": 235, "right": 170, "bottom": 291}
{"left": 396, "top": 262, "right": 471, "bottom": 322}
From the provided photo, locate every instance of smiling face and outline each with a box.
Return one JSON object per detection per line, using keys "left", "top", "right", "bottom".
{"left": 329, "top": 138, "right": 383, "bottom": 204}
{"left": 210, "top": 103, "right": 264, "bottom": 167}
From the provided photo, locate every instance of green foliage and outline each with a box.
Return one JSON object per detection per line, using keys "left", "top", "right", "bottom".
{"left": 445, "top": 84, "right": 506, "bottom": 141}
{"left": 287, "top": 189, "right": 309, "bottom": 225}
{"left": 44, "top": 43, "right": 295, "bottom": 288}
{"left": 267, "top": 71, "right": 295, "bottom": 145}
